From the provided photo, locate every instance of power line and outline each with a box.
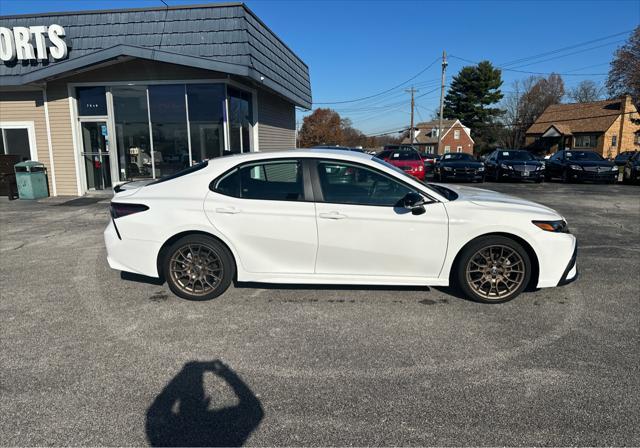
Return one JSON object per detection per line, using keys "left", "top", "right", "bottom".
{"left": 313, "top": 56, "right": 440, "bottom": 104}
{"left": 505, "top": 40, "right": 626, "bottom": 70}
{"left": 498, "top": 30, "right": 634, "bottom": 68}
{"left": 449, "top": 55, "right": 611, "bottom": 76}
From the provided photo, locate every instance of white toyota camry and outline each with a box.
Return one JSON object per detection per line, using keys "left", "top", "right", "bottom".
{"left": 104, "top": 149, "right": 577, "bottom": 303}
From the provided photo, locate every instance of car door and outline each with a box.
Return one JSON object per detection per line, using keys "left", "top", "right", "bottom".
{"left": 547, "top": 151, "right": 564, "bottom": 177}
{"left": 484, "top": 151, "right": 497, "bottom": 177}
{"left": 312, "top": 159, "right": 448, "bottom": 279}
{"left": 205, "top": 158, "right": 318, "bottom": 274}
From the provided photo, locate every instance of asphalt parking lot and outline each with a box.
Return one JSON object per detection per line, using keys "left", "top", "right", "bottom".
{"left": 1, "top": 182, "right": 639, "bottom": 446}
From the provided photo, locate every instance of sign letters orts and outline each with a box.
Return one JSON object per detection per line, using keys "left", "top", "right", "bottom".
{"left": 0, "top": 25, "right": 67, "bottom": 62}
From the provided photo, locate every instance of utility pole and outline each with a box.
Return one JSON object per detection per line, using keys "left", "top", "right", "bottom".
{"left": 405, "top": 86, "right": 418, "bottom": 144}
{"left": 437, "top": 50, "right": 448, "bottom": 155}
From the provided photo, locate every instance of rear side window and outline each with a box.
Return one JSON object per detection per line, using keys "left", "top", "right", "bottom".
{"left": 389, "top": 151, "right": 421, "bottom": 161}
{"left": 213, "top": 160, "right": 303, "bottom": 201}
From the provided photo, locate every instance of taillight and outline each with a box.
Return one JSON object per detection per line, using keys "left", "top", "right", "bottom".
{"left": 110, "top": 202, "right": 149, "bottom": 219}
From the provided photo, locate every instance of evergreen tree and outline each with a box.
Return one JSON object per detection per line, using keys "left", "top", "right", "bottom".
{"left": 443, "top": 61, "right": 504, "bottom": 152}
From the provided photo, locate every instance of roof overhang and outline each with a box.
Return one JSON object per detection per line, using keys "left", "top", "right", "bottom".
{"left": 542, "top": 125, "right": 571, "bottom": 138}
{"left": 1, "top": 44, "right": 311, "bottom": 108}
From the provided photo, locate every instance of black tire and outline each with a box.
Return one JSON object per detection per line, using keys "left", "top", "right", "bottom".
{"left": 535, "top": 177, "right": 543, "bottom": 183}
{"left": 163, "top": 234, "right": 235, "bottom": 301}
{"left": 455, "top": 235, "right": 531, "bottom": 304}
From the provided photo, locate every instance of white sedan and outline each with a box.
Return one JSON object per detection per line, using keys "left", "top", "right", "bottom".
{"left": 104, "top": 149, "right": 577, "bottom": 303}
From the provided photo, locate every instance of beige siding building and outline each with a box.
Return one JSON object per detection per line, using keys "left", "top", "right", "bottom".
{"left": 0, "top": 3, "right": 311, "bottom": 196}
{"left": 524, "top": 96, "right": 640, "bottom": 158}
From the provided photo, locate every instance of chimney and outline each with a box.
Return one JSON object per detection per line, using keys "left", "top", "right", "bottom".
{"left": 617, "top": 94, "right": 632, "bottom": 156}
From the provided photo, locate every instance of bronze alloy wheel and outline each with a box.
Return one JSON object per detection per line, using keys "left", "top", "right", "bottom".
{"left": 465, "top": 244, "right": 526, "bottom": 301}
{"left": 169, "top": 243, "right": 224, "bottom": 297}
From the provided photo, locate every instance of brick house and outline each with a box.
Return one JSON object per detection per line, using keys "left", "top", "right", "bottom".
{"left": 402, "top": 119, "right": 474, "bottom": 155}
{"left": 525, "top": 95, "right": 640, "bottom": 158}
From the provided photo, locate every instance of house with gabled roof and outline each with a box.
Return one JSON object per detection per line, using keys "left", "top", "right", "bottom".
{"left": 402, "top": 119, "right": 474, "bottom": 155}
{"left": 525, "top": 95, "right": 640, "bottom": 158}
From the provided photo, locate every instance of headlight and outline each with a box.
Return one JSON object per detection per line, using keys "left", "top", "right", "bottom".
{"left": 537, "top": 165, "right": 544, "bottom": 171}
{"left": 532, "top": 220, "right": 570, "bottom": 233}
{"left": 569, "top": 164, "right": 583, "bottom": 170}
{"left": 478, "top": 166, "right": 485, "bottom": 172}
{"left": 443, "top": 166, "right": 452, "bottom": 171}
{"left": 501, "top": 163, "right": 511, "bottom": 169}
{"left": 611, "top": 166, "right": 618, "bottom": 171}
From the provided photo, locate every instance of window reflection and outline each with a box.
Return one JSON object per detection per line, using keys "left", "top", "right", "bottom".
{"left": 187, "top": 84, "right": 226, "bottom": 162}
{"left": 112, "top": 86, "right": 153, "bottom": 180}
{"left": 148, "top": 84, "right": 190, "bottom": 177}
{"left": 228, "top": 87, "right": 252, "bottom": 154}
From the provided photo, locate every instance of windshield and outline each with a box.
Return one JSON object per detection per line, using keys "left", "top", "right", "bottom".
{"left": 442, "top": 153, "right": 474, "bottom": 161}
{"left": 372, "top": 157, "right": 456, "bottom": 200}
{"left": 498, "top": 151, "right": 535, "bottom": 161}
{"left": 565, "top": 151, "right": 604, "bottom": 161}
{"left": 388, "top": 151, "right": 421, "bottom": 161}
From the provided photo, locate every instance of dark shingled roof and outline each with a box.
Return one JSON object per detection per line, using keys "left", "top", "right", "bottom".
{"left": 0, "top": 2, "right": 311, "bottom": 108}
{"left": 526, "top": 98, "right": 624, "bottom": 135}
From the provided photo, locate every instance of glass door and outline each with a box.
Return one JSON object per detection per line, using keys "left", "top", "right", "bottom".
{"left": 80, "top": 121, "right": 112, "bottom": 190}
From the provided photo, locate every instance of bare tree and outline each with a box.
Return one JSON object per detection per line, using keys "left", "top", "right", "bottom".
{"left": 606, "top": 26, "right": 640, "bottom": 105}
{"left": 568, "top": 80, "right": 603, "bottom": 103}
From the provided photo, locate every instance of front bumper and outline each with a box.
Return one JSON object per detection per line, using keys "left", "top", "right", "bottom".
{"left": 500, "top": 169, "right": 544, "bottom": 180}
{"left": 440, "top": 169, "right": 484, "bottom": 181}
{"left": 569, "top": 169, "right": 617, "bottom": 182}
{"left": 557, "top": 241, "right": 578, "bottom": 286}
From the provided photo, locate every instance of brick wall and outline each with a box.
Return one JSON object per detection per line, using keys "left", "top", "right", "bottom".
{"left": 439, "top": 124, "right": 474, "bottom": 154}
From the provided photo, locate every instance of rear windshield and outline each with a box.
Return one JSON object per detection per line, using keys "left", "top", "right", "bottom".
{"left": 389, "top": 151, "right": 421, "bottom": 161}
{"left": 148, "top": 160, "right": 209, "bottom": 185}
{"left": 442, "top": 153, "right": 474, "bottom": 161}
{"left": 565, "top": 151, "right": 604, "bottom": 161}
{"left": 498, "top": 151, "right": 535, "bottom": 161}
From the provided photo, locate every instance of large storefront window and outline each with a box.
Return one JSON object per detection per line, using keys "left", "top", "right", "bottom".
{"left": 77, "top": 82, "right": 253, "bottom": 187}
{"left": 148, "top": 84, "right": 189, "bottom": 177}
{"left": 187, "top": 84, "right": 226, "bottom": 161}
{"left": 228, "top": 87, "right": 252, "bottom": 154}
{"left": 112, "top": 86, "right": 153, "bottom": 180}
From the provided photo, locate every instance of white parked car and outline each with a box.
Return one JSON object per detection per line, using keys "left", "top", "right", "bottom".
{"left": 105, "top": 149, "right": 577, "bottom": 303}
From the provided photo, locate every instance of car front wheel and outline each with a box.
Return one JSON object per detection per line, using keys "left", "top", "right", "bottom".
{"left": 455, "top": 236, "right": 531, "bottom": 303}
{"left": 163, "top": 234, "right": 235, "bottom": 301}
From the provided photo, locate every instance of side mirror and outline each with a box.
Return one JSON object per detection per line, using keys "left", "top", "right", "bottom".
{"left": 402, "top": 192, "right": 426, "bottom": 215}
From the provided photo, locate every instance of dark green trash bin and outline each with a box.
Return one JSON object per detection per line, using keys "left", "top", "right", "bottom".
{"left": 15, "top": 161, "right": 49, "bottom": 200}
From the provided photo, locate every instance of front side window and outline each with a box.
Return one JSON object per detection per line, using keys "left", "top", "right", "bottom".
{"left": 214, "top": 160, "right": 303, "bottom": 201}
{"left": 317, "top": 161, "right": 414, "bottom": 206}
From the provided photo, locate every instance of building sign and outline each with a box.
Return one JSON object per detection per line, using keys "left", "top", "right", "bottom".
{"left": 0, "top": 25, "right": 67, "bottom": 62}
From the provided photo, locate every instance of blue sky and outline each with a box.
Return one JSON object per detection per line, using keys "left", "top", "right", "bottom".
{"left": 1, "top": 0, "right": 638, "bottom": 135}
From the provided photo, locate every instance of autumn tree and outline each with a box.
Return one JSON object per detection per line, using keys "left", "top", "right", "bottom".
{"left": 443, "top": 61, "right": 504, "bottom": 152}
{"left": 568, "top": 80, "right": 603, "bottom": 103}
{"left": 606, "top": 26, "right": 640, "bottom": 105}
{"left": 298, "top": 108, "right": 343, "bottom": 147}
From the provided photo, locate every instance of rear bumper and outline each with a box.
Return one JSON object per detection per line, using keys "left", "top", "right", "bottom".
{"left": 557, "top": 242, "right": 578, "bottom": 286}
{"left": 104, "top": 220, "right": 162, "bottom": 277}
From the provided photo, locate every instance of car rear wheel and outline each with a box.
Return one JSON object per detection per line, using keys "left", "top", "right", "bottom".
{"left": 163, "top": 234, "right": 235, "bottom": 301}
{"left": 456, "top": 236, "right": 531, "bottom": 303}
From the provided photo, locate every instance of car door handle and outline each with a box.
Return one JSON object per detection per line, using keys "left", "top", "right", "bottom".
{"left": 319, "top": 212, "right": 347, "bottom": 220}
{"left": 215, "top": 207, "right": 241, "bottom": 214}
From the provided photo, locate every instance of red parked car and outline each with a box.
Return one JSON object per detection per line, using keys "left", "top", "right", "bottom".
{"left": 376, "top": 147, "right": 425, "bottom": 180}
